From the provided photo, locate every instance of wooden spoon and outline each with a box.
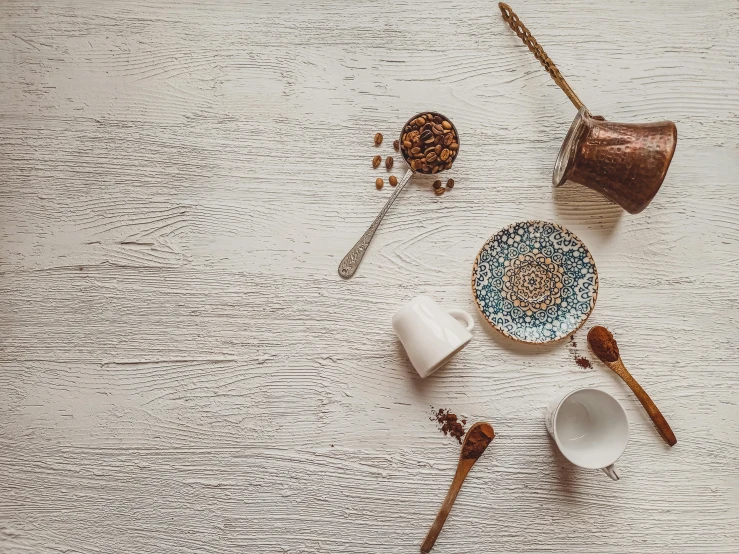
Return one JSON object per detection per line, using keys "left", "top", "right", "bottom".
{"left": 587, "top": 326, "right": 677, "bottom": 447}
{"left": 420, "top": 422, "right": 495, "bottom": 553}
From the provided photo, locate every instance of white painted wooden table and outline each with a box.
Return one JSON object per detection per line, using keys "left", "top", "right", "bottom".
{"left": 1, "top": 1, "right": 738, "bottom": 552}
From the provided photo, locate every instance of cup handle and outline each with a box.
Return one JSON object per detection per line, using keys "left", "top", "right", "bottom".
{"left": 602, "top": 464, "right": 620, "bottom": 481}
{"left": 447, "top": 309, "right": 474, "bottom": 332}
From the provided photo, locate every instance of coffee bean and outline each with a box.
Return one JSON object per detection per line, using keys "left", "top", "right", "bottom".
{"left": 393, "top": 140, "right": 399, "bottom": 151}
{"left": 400, "top": 112, "right": 459, "bottom": 175}
{"left": 385, "top": 156, "right": 393, "bottom": 170}
{"left": 376, "top": 177, "right": 384, "bottom": 189}
{"left": 446, "top": 178, "right": 454, "bottom": 189}
{"left": 372, "top": 155, "right": 382, "bottom": 168}
{"left": 434, "top": 187, "right": 445, "bottom": 196}
{"left": 374, "top": 133, "right": 383, "bottom": 146}
{"left": 389, "top": 175, "right": 398, "bottom": 186}
{"left": 433, "top": 179, "right": 442, "bottom": 189}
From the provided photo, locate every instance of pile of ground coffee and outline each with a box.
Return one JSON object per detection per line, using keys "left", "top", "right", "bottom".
{"left": 587, "top": 326, "right": 620, "bottom": 362}
{"left": 431, "top": 408, "right": 466, "bottom": 444}
{"left": 461, "top": 424, "right": 495, "bottom": 460}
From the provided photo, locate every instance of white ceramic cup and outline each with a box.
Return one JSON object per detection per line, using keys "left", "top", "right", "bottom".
{"left": 392, "top": 295, "right": 474, "bottom": 378}
{"left": 546, "top": 388, "right": 629, "bottom": 481}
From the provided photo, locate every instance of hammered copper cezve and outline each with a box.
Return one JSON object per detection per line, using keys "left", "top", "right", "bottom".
{"left": 499, "top": 3, "right": 678, "bottom": 214}
{"left": 553, "top": 108, "right": 677, "bottom": 214}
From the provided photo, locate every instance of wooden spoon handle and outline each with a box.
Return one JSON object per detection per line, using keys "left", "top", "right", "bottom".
{"left": 613, "top": 361, "right": 677, "bottom": 446}
{"left": 420, "top": 465, "right": 469, "bottom": 553}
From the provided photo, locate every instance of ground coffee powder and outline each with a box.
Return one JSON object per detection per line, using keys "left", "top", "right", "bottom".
{"left": 431, "top": 408, "right": 466, "bottom": 444}
{"left": 461, "top": 424, "right": 495, "bottom": 460}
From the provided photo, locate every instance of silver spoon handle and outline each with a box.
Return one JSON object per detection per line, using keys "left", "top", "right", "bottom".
{"left": 338, "top": 168, "right": 413, "bottom": 279}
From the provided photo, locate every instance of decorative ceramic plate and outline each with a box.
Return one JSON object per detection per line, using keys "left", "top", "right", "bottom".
{"left": 471, "top": 221, "right": 598, "bottom": 344}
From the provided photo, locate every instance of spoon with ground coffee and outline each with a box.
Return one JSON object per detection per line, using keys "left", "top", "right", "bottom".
{"left": 420, "top": 422, "right": 494, "bottom": 553}
{"left": 587, "top": 326, "right": 677, "bottom": 446}
{"left": 338, "top": 112, "right": 460, "bottom": 278}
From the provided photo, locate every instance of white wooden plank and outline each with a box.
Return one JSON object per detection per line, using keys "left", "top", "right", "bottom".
{"left": 0, "top": 0, "right": 737, "bottom": 552}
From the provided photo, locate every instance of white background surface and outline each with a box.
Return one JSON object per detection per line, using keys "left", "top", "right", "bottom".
{"left": 1, "top": 1, "right": 738, "bottom": 552}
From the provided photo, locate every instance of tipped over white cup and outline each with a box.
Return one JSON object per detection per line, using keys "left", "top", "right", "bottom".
{"left": 392, "top": 295, "right": 474, "bottom": 379}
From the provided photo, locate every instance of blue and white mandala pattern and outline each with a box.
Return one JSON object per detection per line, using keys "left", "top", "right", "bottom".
{"left": 472, "top": 221, "right": 598, "bottom": 344}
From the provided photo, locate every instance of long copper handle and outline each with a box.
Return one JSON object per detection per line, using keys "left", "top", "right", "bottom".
{"left": 610, "top": 359, "right": 677, "bottom": 447}
{"left": 498, "top": 2, "right": 585, "bottom": 111}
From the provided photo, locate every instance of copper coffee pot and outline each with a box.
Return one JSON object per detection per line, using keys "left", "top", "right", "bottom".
{"left": 499, "top": 3, "right": 677, "bottom": 214}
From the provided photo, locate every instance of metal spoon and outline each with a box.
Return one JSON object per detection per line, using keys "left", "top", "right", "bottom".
{"left": 587, "top": 326, "right": 677, "bottom": 446}
{"left": 338, "top": 111, "right": 459, "bottom": 278}
{"left": 420, "top": 422, "right": 495, "bottom": 553}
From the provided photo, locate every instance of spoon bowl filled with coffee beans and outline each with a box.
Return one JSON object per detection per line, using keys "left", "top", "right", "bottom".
{"left": 399, "top": 112, "right": 460, "bottom": 174}
{"left": 339, "top": 111, "right": 459, "bottom": 279}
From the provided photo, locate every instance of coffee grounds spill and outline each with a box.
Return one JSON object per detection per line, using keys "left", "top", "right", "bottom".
{"left": 431, "top": 408, "right": 467, "bottom": 444}
{"left": 588, "top": 325, "right": 620, "bottom": 362}
{"left": 569, "top": 334, "right": 593, "bottom": 369}
{"left": 461, "top": 425, "right": 494, "bottom": 460}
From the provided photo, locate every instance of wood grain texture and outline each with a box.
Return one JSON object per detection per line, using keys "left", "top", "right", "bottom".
{"left": 1, "top": 0, "right": 738, "bottom": 552}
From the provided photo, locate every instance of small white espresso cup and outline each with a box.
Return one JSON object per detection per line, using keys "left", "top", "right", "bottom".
{"left": 392, "top": 295, "right": 474, "bottom": 378}
{"left": 546, "top": 388, "right": 629, "bottom": 481}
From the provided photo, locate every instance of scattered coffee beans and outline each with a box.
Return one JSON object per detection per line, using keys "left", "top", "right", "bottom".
{"left": 400, "top": 112, "right": 459, "bottom": 174}
{"left": 433, "top": 180, "right": 442, "bottom": 190}
{"left": 393, "top": 140, "right": 399, "bottom": 151}
{"left": 434, "top": 187, "right": 445, "bottom": 196}
{"left": 372, "top": 155, "right": 382, "bottom": 168}
{"left": 446, "top": 178, "right": 454, "bottom": 189}
{"left": 385, "top": 156, "right": 393, "bottom": 170}
{"left": 375, "top": 177, "right": 384, "bottom": 189}
{"left": 389, "top": 175, "right": 398, "bottom": 186}
{"left": 374, "top": 133, "right": 383, "bottom": 146}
